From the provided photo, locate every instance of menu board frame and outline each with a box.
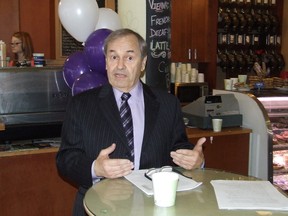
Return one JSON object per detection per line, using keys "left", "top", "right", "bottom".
{"left": 145, "top": 0, "right": 171, "bottom": 90}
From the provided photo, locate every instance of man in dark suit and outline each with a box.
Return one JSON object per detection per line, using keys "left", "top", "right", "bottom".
{"left": 56, "top": 28, "right": 205, "bottom": 216}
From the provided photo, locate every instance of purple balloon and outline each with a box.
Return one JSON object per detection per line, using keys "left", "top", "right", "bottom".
{"left": 63, "top": 51, "right": 91, "bottom": 88}
{"left": 72, "top": 72, "right": 108, "bottom": 96}
{"left": 84, "top": 29, "right": 112, "bottom": 76}
{"left": 91, "top": 67, "right": 108, "bottom": 79}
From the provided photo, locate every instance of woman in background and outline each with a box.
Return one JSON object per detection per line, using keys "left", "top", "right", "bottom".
{"left": 9, "top": 31, "right": 34, "bottom": 67}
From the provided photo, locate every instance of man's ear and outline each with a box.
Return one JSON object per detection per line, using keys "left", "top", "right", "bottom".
{"left": 141, "top": 56, "right": 147, "bottom": 72}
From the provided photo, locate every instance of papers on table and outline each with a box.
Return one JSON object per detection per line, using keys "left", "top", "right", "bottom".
{"left": 125, "top": 169, "right": 202, "bottom": 196}
{"left": 211, "top": 180, "right": 288, "bottom": 211}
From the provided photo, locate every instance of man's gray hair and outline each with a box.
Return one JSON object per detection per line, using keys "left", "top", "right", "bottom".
{"left": 103, "top": 28, "right": 147, "bottom": 59}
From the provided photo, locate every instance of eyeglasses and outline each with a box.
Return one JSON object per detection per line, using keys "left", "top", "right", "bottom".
{"left": 10, "top": 42, "right": 22, "bottom": 46}
{"left": 144, "top": 166, "right": 193, "bottom": 181}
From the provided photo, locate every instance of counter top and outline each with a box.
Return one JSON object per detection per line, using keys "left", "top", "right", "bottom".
{"left": 0, "top": 147, "right": 58, "bottom": 158}
{"left": 215, "top": 88, "right": 288, "bottom": 97}
{"left": 186, "top": 127, "right": 252, "bottom": 138}
{"left": 0, "top": 127, "right": 252, "bottom": 157}
{"left": 0, "top": 66, "right": 62, "bottom": 73}
{"left": 0, "top": 137, "right": 61, "bottom": 157}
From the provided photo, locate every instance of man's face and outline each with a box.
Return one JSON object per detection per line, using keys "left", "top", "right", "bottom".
{"left": 105, "top": 34, "right": 147, "bottom": 92}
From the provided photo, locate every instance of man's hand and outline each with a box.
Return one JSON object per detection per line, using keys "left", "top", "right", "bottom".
{"left": 94, "top": 143, "right": 134, "bottom": 179}
{"left": 170, "top": 137, "right": 206, "bottom": 170}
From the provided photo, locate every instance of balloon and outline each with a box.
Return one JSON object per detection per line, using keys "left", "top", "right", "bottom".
{"left": 72, "top": 72, "right": 108, "bottom": 96}
{"left": 84, "top": 29, "right": 113, "bottom": 75}
{"left": 91, "top": 68, "right": 108, "bottom": 80}
{"left": 95, "top": 8, "right": 122, "bottom": 31}
{"left": 58, "top": 0, "right": 99, "bottom": 42}
{"left": 63, "top": 51, "right": 91, "bottom": 88}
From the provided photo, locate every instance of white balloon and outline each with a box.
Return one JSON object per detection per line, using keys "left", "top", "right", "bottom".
{"left": 95, "top": 8, "right": 122, "bottom": 31}
{"left": 58, "top": 0, "right": 99, "bottom": 42}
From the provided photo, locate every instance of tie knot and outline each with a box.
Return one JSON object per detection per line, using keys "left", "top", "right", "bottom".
{"left": 121, "top": 93, "right": 131, "bottom": 101}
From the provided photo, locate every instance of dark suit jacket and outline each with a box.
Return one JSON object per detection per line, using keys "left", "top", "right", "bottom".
{"left": 56, "top": 82, "right": 194, "bottom": 216}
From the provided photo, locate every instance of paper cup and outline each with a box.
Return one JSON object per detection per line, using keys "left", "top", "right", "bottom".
{"left": 238, "top": 75, "right": 247, "bottom": 84}
{"left": 198, "top": 73, "right": 204, "bottom": 83}
{"left": 230, "top": 78, "right": 238, "bottom": 90}
{"left": 224, "top": 79, "right": 232, "bottom": 90}
{"left": 212, "top": 119, "right": 223, "bottom": 132}
{"left": 152, "top": 172, "right": 179, "bottom": 207}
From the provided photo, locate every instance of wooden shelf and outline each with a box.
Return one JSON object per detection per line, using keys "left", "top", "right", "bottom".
{"left": 0, "top": 147, "right": 58, "bottom": 158}
{"left": 186, "top": 127, "right": 252, "bottom": 138}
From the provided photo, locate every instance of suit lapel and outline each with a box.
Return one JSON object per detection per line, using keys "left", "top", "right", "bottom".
{"left": 98, "top": 85, "right": 128, "bottom": 145}
{"left": 142, "top": 84, "right": 160, "bottom": 149}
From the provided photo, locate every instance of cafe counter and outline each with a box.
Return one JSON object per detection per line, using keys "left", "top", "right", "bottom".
{"left": 0, "top": 126, "right": 251, "bottom": 215}
{"left": 186, "top": 127, "right": 252, "bottom": 176}
{"left": 0, "top": 147, "right": 77, "bottom": 216}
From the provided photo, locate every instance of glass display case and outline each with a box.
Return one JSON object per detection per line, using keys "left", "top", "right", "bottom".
{"left": 258, "top": 96, "right": 288, "bottom": 192}
{"left": 213, "top": 89, "right": 288, "bottom": 193}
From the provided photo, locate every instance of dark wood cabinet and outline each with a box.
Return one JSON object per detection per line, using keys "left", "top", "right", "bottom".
{"left": 171, "top": 0, "right": 191, "bottom": 62}
{"left": 171, "top": 0, "right": 218, "bottom": 91}
{"left": 171, "top": 0, "right": 212, "bottom": 63}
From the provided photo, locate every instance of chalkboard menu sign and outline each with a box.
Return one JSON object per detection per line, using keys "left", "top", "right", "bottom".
{"left": 61, "top": 0, "right": 113, "bottom": 56}
{"left": 145, "top": 0, "right": 171, "bottom": 90}
{"left": 61, "top": 28, "right": 84, "bottom": 56}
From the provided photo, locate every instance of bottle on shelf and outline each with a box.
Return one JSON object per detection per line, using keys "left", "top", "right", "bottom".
{"left": 0, "top": 40, "right": 7, "bottom": 67}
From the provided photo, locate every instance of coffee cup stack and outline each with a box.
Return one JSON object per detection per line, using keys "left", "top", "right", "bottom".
{"left": 170, "top": 62, "right": 176, "bottom": 83}
{"left": 171, "top": 62, "right": 204, "bottom": 84}
{"left": 181, "top": 64, "right": 190, "bottom": 83}
{"left": 198, "top": 73, "right": 204, "bottom": 83}
{"left": 191, "top": 68, "right": 198, "bottom": 83}
{"left": 175, "top": 66, "right": 181, "bottom": 83}
{"left": 0, "top": 40, "right": 6, "bottom": 67}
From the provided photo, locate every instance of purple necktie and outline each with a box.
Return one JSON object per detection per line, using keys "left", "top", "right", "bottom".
{"left": 120, "top": 93, "right": 134, "bottom": 161}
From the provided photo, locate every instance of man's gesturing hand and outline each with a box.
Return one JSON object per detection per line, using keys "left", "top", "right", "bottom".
{"left": 170, "top": 137, "right": 206, "bottom": 170}
{"left": 94, "top": 143, "right": 134, "bottom": 179}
